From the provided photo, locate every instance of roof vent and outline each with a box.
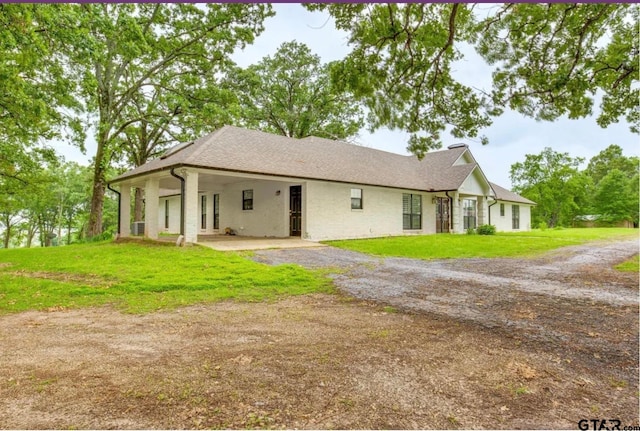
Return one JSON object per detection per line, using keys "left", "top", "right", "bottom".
{"left": 447, "top": 143, "right": 468, "bottom": 150}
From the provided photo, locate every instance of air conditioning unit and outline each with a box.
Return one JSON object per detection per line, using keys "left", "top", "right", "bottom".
{"left": 131, "top": 221, "right": 145, "bottom": 235}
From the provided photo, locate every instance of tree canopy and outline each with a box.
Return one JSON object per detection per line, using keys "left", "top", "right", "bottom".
{"left": 307, "top": 3, "right": 638, "bottom": 156}
{"left": 511, "top": 145, "right": 639, "bottom": 228}
{"left": 586, "top": 145, "right": 639, "bottom": 226}
{"left": 585, "top": 144, "right": 639, "bottom": 185}
{"left": 592, "top": 169, "right": 638, "bottom": 225}
{"left": 510, "top": 147, "right": 588, "bottom": 228}
{"left": 0, "top": 4, "right": 81, "bottom": 145}
{"left": 226, "top": 41, "right": 364, "bottom": 140}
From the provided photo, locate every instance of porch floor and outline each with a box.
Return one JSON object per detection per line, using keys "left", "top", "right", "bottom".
{"left": 158, "top": 234, "right": 326, "bottom": 251}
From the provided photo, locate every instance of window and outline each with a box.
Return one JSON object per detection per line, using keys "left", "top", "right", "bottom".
{"left": 200, "top": 195, "right": 207, "bottom": 229}
{"left": 463, "top": 199, "right": 477, "bottom": 230}
{"left": 403, "top": 193, "right": 422, "bottom": 230}
{"left": 242, "top": 189, "right": 253, "bottom": 210}
{"left": 512, "top": 205, "right": 520, "bottom": 229}
{"left": 213, "top": 194, "right": 219, "bottom": 230}
{"left": 351, "top": 188, "right": 363, "bottom": 210}
{"left": 500, "top": 203, "right": 505, "bottom": 217}
{"left": 164, "top": 200, "right": 169, "bottom": 229}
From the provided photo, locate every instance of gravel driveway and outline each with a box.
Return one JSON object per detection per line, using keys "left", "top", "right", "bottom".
{"left": 253, "top": 238, "right": 639, "bottom": 370}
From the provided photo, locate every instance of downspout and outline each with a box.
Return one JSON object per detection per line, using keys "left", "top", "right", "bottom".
{"left": 106, "top": 183, "right": 121, "bottom": 238}
{"left": 445, "top": 191, "right": 453, "bottom": 233}
{"left": 488, "top": 197, "right": 498, "bottom": 226}
{"left": 170, "top": 168, "right": 185, "bottom": 244}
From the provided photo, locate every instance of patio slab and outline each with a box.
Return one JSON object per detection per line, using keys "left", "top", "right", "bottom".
{"left": 197, "top": 236, "right": 327, "bottom": 251}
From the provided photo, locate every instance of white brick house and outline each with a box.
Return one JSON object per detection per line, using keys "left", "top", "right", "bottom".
{"left": 109, "top": 126, "right": 534, "bottom": 244}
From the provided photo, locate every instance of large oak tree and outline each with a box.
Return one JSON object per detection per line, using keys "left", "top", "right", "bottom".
{"left": 60, "top": 3, "right": 273, "bottom": 237}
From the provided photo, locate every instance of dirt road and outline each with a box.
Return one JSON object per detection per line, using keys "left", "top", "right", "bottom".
{"left": 0, "top": 239, "right": 637, "bottom": 429}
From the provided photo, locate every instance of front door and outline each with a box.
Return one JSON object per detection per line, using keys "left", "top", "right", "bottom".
{"left": 436, "top": 197, "right": 450, "bottom": 233}
{"left": 289, "top": 186, "right": 302, "bottom": 236}
{"left": 213, "top": 194, "right": 219, "bottom": 230}
{"left": 289, "top": 185, "right": 302, "bottom": 236}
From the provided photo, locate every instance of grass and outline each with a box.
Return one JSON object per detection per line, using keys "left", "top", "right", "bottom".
{"left": 615, "top": 254, "right": 639, "bottom": 273}
{"left": 325, "top": 228, "right": 638, "bottom": 260}
{"left": 1, "top": 228, "right": 635, "bottom": 314}
{"left": 0, "top": 240, "right": 332, "bottom": 314}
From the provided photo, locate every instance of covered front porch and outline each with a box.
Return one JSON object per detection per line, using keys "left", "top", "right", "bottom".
{"left": 113, "top": 167, "right": 307, "bottom": 245}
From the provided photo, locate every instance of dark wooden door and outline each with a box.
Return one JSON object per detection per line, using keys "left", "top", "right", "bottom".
{"left": 289, "top": 185, "right": 302, "bottom": 236}
{"left": 213, "top": 194, "right": 219, "bottom": 230}
{"left": 436, "top": 197, "right": 450, "bottom": 233}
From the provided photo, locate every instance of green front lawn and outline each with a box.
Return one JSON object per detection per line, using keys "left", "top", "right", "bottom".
{"left": 326, "top": 228, "right": 638, "bottom": 260}
{"left": 0, "top": 240, "right": 332, "bottom": 314}
{"left": 615, "top": 254, "right": 639, "bottom": 273}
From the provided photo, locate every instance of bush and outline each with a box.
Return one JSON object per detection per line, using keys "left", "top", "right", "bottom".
{"left": 466, "top": 227, "right": 476, "bottom": 235}
{"left": 476, "top": 224, "right": 496, "bottom": 235}
{"left": 538, "top": 221, "right": 548, "bottom": 230}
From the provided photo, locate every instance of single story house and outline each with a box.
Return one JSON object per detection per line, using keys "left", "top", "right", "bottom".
{"left": 109, "top": 125, "right": 535, "bottom": 244}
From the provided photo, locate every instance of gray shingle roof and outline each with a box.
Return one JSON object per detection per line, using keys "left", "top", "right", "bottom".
{"left": 111, "top": 125, "right": 480, "bottom": 192}
{"left": 490, "top": 182, "right": 536, "bottom": 205}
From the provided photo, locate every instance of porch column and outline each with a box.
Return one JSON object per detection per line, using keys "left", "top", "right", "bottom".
{"left": 144, "top": 177, "right": 159, "bottom": 240}
{"left": 184, "top": 170, "right": 199, "bottom": 243}
{"left": 451, "top": 192, "right": 461, "bottom": 233}
{"left": 477, "top": 196, "right": 488, "bottom": 227}
{"left": 119, "top": 185, "right": 131, "bottom": 238}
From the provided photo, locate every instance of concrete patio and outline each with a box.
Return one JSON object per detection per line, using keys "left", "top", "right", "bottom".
{"left": 199, "top": 236, "right": 327, "bottom": 251}
{"left": 155, "top": 234, "right": 327, "bottom": 251}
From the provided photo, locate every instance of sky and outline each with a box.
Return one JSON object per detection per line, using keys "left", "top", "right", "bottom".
{"left": 55, "top": 3, "right": 639, "bottom": 189}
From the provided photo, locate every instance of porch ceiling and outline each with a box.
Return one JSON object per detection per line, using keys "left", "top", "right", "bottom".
{"left": 124, "top": 170, "right": 299, "bottom": 190}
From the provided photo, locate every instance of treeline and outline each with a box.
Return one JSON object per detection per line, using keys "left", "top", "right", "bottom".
{"left": 0, "top": 158, "right": 118, "bottom": 248}
{"left": 511, "top": 145, "right": 639, "bottom": 228}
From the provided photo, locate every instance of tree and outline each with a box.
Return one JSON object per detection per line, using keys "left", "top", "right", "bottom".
{"left": 57, "top": 163, "right": 92, "bottom": 244}
{"left": 585, "top": 144, "right": 639, "bottom": 185}
{"left": 592, "top": 169, "right": 638, "bottom": 226}
{"left": 226, "top": 41, "right": 364, "bottom": 140}
{"left": 0, "top": 143, "right": 60, "bottom": 248}
{"left": 0, "top": 4, "right": 81, "bottom": 146}
{"left": 119, "top": 86, "right": 185, "bottom": 222}
{"left": 55, "top": 3, "right": 273, "bottom": 237}
{"left": 477, "top": 4, "right": 638, "bottom": 132}
{"left": 510, "top": 147, "right": 588, "bottom": 227}
{"left": 306, "top": 3, "right": 638, "bottom": 156}
{"left": 118, "top": 70, "right": 239, "bottom": 221}
{"left": 0, "top": 196, "right": 21, "bottom": 249}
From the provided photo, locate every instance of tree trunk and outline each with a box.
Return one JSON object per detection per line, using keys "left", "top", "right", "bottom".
{"left": 87, "top": 137, "right": 107, "bottom": 238}
{"left": 2, "top": 225, "right": 9, "bottom": 249}
{"left": 134, "top": 187, "right": 144, "bottom": 221}
{"left": 26, "top": 223, "right": 36, "bottom": 248}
